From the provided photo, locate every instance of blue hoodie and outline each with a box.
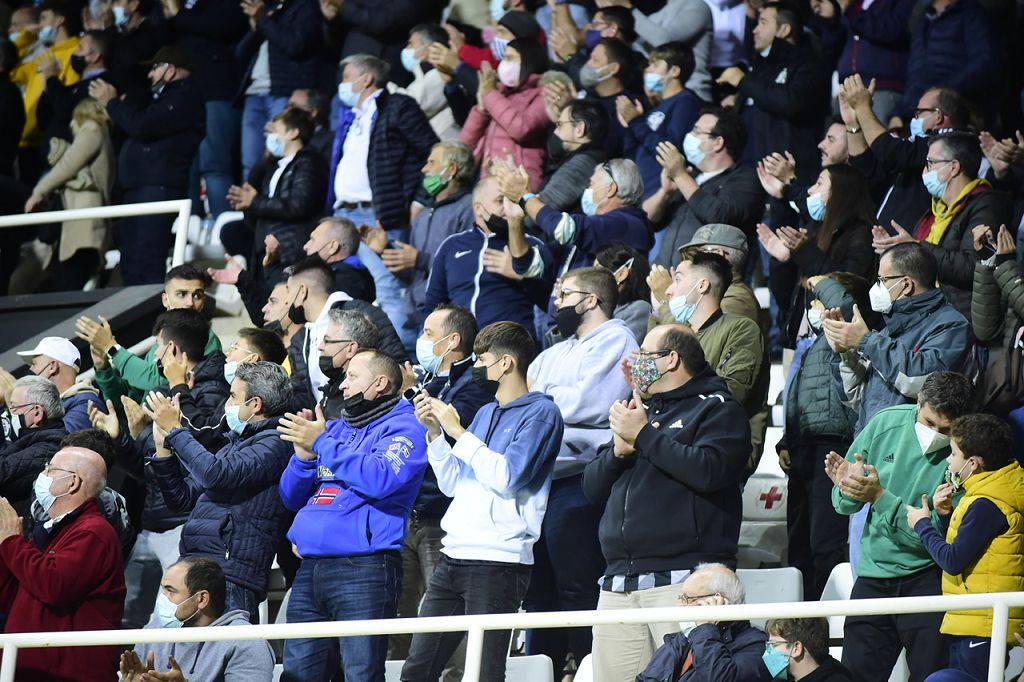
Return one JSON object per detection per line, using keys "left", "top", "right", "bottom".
{"left": 428, "top": 391, "right": 563, "bottom": 564}
{"left": 279, "top": 400, "right": 428, "bottom": 558}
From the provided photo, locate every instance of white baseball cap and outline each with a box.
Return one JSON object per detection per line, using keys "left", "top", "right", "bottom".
{"left": 17, "top": 337, "right": 81, "bottom": 369}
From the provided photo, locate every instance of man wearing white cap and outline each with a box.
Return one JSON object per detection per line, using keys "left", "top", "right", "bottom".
{"left": 0, "top": 337, "right": 105, "bottom": 433}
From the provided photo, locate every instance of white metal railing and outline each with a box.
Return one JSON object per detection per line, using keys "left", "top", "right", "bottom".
{"left": 0, "top": 200, "right": 192, "bottom": 268}
{"left": 1, "top": 593, "right": 1022, "bottom": 682}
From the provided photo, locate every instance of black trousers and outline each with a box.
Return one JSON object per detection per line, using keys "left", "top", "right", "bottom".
{"left": 786, "top": 438, "right": 850, "bottom": 600}
{"left": 843, "top": 568, "right": 947, "bottom": 682}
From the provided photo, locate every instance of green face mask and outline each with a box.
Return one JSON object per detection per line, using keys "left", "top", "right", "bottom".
{"left": 422, "top": 172, "right": 450, "bottom": 197}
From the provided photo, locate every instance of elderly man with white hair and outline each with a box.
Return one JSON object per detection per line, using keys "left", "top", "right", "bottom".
{"left": 637, "top": 563, "right": 773, "bottom": 681}
{"left": 0, "top": 445, "right": 126, "bottom": 680}
{"left": 0, "top": 375, "right": 68, "bottom": 513}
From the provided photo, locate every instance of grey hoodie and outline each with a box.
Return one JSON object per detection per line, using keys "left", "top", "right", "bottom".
{"left": 134, "top": 610, "right": 274, "bottom": 682}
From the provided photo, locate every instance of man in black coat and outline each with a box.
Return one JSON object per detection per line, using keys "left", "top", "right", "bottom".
{"left": 582, "top": 324, "right": 751, "bottom": 678}
{"left": 717, "top": 2, "right": 830, "bottom": 185}
{"left": 89, "top": 46, "right": 205, "bottom": 285}
{"left": 228, "top": 107, "right": 328, "bottom": 291}
{"left": 39, "top": 30, "right": 117, "bottom": 145}
{"left": 0, "top": 376, "right": 68, "bottom": 516}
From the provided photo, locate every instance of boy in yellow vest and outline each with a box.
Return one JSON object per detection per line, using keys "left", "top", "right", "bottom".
{"left": 905, "top": 414, "right": 1024, "bottom": 681}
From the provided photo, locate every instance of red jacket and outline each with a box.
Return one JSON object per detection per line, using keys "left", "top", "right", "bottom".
{"left": 0, "top": 499, "right": 125, "bottom": 681}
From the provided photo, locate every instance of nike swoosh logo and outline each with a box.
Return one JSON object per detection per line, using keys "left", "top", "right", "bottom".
{"left": 454, "top": 250, "right": 472, "bottom": 258}
{"left": 968, "top": 641, "right": 986, "bottom": 648}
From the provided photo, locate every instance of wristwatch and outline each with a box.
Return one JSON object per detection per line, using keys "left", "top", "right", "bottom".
{"left": 518, "top": 193, "right": 538, "bottom": 209}
{"left": 106, "top": 344, "right": 123, "bottom": 360}
{"left": 846, "top": 126, "right": 862, "bottom": 135}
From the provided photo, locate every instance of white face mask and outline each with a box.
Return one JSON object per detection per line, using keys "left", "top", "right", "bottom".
{"left": 154, "top": 591, "right": 200, "bottom": 628}
{"left": 869, "top": 278, "right": 905, "bottom": 314}
{"left": 807, "top": 308, "right": 823, "bottom": 331}
{"left": 915, "top": 421, "right": 950, "bottom": 455}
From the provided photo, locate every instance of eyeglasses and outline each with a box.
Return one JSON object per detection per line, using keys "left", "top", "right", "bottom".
{"left": 43, "top": 464, "right": 76, "bottom": 478}
{"left": 322, "top": 338, "right": 354, "bottom": 347}
{"left": 555, "top": 288, "right": 595, "bottom": 303}
{"left": 677, "top": 592, "right": 719, "bottom": 605}
{"left": 601, "top": 161, "right": 617, "bottom": 187}
{"left": 876, "top": 274, "right": 907, "bottom": 285}
{"left": 227, "top": 344, "right": 257, "bottom": 356}
{"left": 8, "top": 402, "right": 39, "bottom": 413}
{"left": 765, "top": 640, "right": 794, "bottom": 652}
{"left": 636, "top": 349, "right": 671, "bottom": 360}
{"left": 924, "top": 158, "right": 953, "bottom": 170}
{"left": 690, "top": 126, "right": 716, "bottom": 138}
{"left": 913, "top": 107, "right": 941, "bottom": 118}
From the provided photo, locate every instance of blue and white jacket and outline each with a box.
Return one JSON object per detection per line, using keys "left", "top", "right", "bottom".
{"left": 424, "top": 225, "right": 556, "bottom": 334}
{"left": 428, "top": 391, "right": 563, "bottom": 565}
{"left": 279, "top": 399, "right": 428, "bottom": 558}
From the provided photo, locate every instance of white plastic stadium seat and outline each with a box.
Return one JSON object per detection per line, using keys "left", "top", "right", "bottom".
{"left": 384, "top": 660, "right": 403, "bottom": 681}
{"left": 737, "top": 473, "right": 789, "bottom": 568}
{"left": 819, "top": 562, "right": 854, "bottom": 638}
{"left": 575, "top": 653, "right": 594, "bottom": 682}
{"left": 506, "top": 654, "right": 553, "bottom": 682}
{"left": 736, "top": 567, "right": 803, "bottom": 629}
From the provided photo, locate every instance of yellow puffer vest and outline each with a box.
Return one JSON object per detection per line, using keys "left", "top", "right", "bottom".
{"left": 941, "top": 462, "right": 1024, "bottom": 642}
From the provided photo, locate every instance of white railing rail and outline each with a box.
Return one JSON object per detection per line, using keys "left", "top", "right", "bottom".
{"left": 0, "top": 200, "right": 192, "bottom": 268}
{"left": 1, "top": 592, "right": 1022, "bottom": 682}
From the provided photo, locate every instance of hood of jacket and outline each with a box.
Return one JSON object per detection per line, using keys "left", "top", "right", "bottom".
{"left": 59, "top": 379, "right": 100, "bottom": 399}
{"left": 884, "top": 287, "right": 956, "bottom": 335}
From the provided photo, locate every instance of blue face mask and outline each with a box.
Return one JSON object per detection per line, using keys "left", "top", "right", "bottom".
{"left": 585, "top": 29, "right": 602, "bottom": 51}
{"left": 807, "top": 192, "right": 827, "bottom": 221}
{"left": 401, "top": 47, "right": 419, "bottom": 74}
{"left": 581, "top": 186, "right": 600, "bottom": 216}
{"left": 643, "top": 72, "right": 665, "bottom": 95}
{"left": 224, "top": 398, "right": 255, "bottom": 435}
{"left": 113, "top": 5, "right": 129, "bottom": 27}
{"left": 490, "top": 36, "right": 509, "bottom": 61}
{"left": 922, "top": 168, "right": 949, "bottom": 199}
{"left": 223, "top": 361, "right": 238, "bottom": 385}
{"left": 490, "top": 0, "right": 506, "bottom": 22}
{"left": 337, "top": 81, "right": 361, "bottom": 108}
{"left": 669, "top": 281, "right": 702, "bottom": 324}
{"left": 909, "top": 116, "right": 926, "bottom": 140}
{"left": 682, "top": 132, "right": 705, "bottom": 167}
{"left": 416, "top": 334, "right": 453, "bottom": 375}
{"left": 34, "top": 471, "right": 72, "bottom": 513}
{"left": 38, "top": 24, "right": 56, "bottom": 44}
{"left": 265, "top": 133, "right": 285, "bottom": 157}
{"left": 762, "top": 647, "right": 790, "bottom": 679}
{"left": 8, "top": 30, "right": 19, "bottom": 43}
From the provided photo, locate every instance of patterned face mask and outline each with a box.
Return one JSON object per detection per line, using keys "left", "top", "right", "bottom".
{"left": 631, "top": 351, "right": 669, "bottom": 393}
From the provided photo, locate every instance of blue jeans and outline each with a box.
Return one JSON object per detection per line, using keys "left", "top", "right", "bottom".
{"left": 242, "top": 94, "right": 289, "bottom": 180}
{"left": 402, "top": 556, "right": 530, "bottom": 682}
{"left": 282, "top": 553, "right": 402, "bottom": 682}
{"left": 523, "top": 474, "right": 604, "bottom": 673}
{"left": 118, "top": 186, "right": 185, "bottom": 284}
{"left": 198, "top": 100, "right": 241, "bottom": 218}
{"left": 225, "top": 581, "right": 261, "bottom": 624}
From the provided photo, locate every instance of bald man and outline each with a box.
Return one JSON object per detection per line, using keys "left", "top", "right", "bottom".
{"left": 0, "top": 447, "right": 126, "bottom": 681}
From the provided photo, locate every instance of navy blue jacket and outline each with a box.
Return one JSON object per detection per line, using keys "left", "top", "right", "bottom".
{"left": 279, "top": 399, "right": 428, "bottom": 557}
{"left": 107, "top": 78, "right": 205, "bottom": 191}
{"left": 424, "top": 225, "right": 556, "bottom": 337}
{"left": 236, "top": 0, "right": 321, "bottom": 99}
{"left": 151, "top": 418, "right": 292, "bottom": 598}
{"left": 522, "top": 204, "right": 654, "bottom": 274}
{"left": 637, "top": 622, "right": 772, "bottom": 682}
{"left": 624, "top": 90, "right": 705, "bottom": 199}
{"left": 411, "top": 357, "right": 496, "bottom": 521}
{"left": 816, "top": 0, "right": 912, "bottom": 90}
{"left": 326, "top": 90, "right": 438, "bottom": 229}
{"left": 62, "top": 389, "right": 105, "bottom": 433}
{"left": 899, "top": 0, "right": 999, "bottom": 118}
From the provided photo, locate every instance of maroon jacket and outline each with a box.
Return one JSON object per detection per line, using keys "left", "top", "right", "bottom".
{"left": 0, "top": 499, "right": 126, "bottom": 681}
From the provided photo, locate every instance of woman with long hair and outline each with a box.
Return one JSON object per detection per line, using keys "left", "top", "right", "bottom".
{"left": 596, "top": 241, "right": 651, "bottom": 344}
{"left": 25, "top": 96, "right": 114, "bottom": 290}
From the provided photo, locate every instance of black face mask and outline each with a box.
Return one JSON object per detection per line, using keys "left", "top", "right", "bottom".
{"left": 471, "top": 364, "right": 500, "bottom": 394}
{"left": 264, "top": 320, "right": 285, "bottom": 337}
{"left": 554, "top": 303, "right": 585, "bottom": 338}
{"left": 484, "top": 214, "right": 509, "bottom": 240}
{"left": 318, "top": 353, "right": 345, "bottom": 381}
{"left": 287, "top": 298, "right": 307, "bottom": 326}
{"left": 341, "top": 390, "right": 389, "bottom": 418}
{"left": 70, "top": 54, "right": 88, "bottom": 76}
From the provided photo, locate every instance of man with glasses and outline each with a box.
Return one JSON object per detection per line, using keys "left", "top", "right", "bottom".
{"left": 763, "top": 617, "right": 851, "bottom": 680}
{"left": 643, "top": 107, "right": 765, "bottom": 267}
{"left": 317, "top": 309, "right": 380, "bottom": 419}
{"left": 88, "top": 45, "right": 204, "bottom": 285}
{"left": 584, "top": 324, "right": 750, "bottom": 680}
{"left": 0, "top": 445, "right": 125, "bottom": 681}
{"left": 638, "top": 564, "right": 772, "bottom": 681}
{"left": 0, "top": 375, "right": 67, "bottom": 514}
{"left": 870, "top": 131, "right": 1012, "bottom": 320}
{"left": 519, "top": 267, "right": 637, "bottom": 677}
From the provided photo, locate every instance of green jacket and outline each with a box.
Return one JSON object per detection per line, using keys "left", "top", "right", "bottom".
{"left": 972, "top": 259, "right": 1024, "bottom": 345}
{"left": 832, "top": 404, "right": 950, "bottom": 579}
{"left": 95, "top": 329, "right": 222, "bottom": 404}
{"left": 693, "top": 310, "right": 764, "bottom": 414}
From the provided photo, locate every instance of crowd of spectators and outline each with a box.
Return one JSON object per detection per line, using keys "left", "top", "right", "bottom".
{"left": 0, "top": 0, "right": 1023, "bottom": 680}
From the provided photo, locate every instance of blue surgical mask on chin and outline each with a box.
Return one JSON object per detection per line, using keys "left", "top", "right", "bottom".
{"left": 909, "top": 116, "right": 926, "bottom": 140}
{"left": 762, "top": 647, "right": 790, "bottom": 679}
{"left": 807, "top": 192, "right": 827, "bottom": 221}
{"left": 38, "top": 24, "right": 56, "bottom": 44}
{"left": 669, "top": 281, "right": 703, "bottom": 324}
{"left": 8, "top": 30, "right": 19, "bottom": 43}
{"left": 922, "top": 169, "right": 948, "bottom": 199}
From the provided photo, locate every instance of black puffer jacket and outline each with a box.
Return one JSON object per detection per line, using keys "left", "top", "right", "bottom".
{"left": 236, "top": 0, "right": 321, "bottom": 98}
{"left": 637, "top": 622, "right": 771, "bottom": 682}
{"left": 0, "top": 420, "right": 67, "bottom": 515}
{"left": 151, "top": 418, "right": 292, "bottom": 598}
{"left": 583, "top": 367, "right": 750, "bottom": 575}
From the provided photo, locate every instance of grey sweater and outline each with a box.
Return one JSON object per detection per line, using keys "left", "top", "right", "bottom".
{"left": 134, "top": 610, "right": 274, "bottom": 682}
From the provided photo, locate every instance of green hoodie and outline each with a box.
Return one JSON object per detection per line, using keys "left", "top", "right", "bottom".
{"left": 95, "top": 329, "right": 222, "bottom": 404}
{"left": 832, "top": 404, "right": 951, "bottom": 579}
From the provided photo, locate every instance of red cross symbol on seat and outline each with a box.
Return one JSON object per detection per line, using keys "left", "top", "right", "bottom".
{"left": 759, "top": 486, "right": 783, "bottom": 510}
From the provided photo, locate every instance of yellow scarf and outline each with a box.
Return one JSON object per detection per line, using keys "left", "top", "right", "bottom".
{"left": 923, "top": 177, "right": 991, "bottom": 245}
